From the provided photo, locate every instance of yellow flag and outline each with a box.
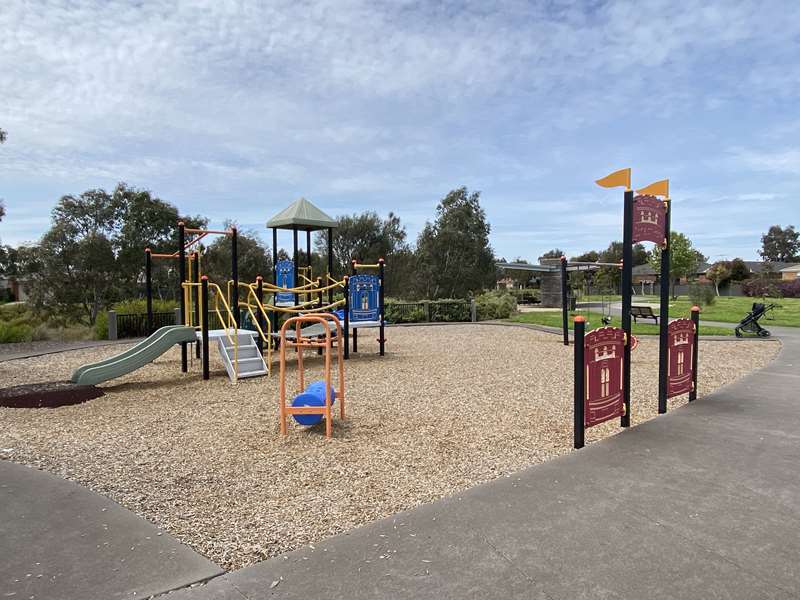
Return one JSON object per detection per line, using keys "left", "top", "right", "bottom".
{"left": 636, "top": 179, "right": 669, "bottom": 197}
{"left": 595, "top": 168, "right": 631, "bottom": 190}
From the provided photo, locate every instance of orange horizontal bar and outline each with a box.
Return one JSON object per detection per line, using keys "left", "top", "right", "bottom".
{"left": 184, "top": 228, "right": 232, "bottom": 235}
{"left": 150, "top": 253, "right": 179, "bottom": 259}
{"left": 286, "top": 406, "right": 333, "bottom": 414}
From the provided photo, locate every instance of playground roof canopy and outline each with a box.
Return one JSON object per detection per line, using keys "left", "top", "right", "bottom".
{"left": 267, "top": 197, "right": 338, "bottom": 231}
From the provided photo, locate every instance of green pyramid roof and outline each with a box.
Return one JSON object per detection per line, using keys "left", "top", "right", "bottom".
{"left": 266, "top": 197, "right": 338, "bottom": 231}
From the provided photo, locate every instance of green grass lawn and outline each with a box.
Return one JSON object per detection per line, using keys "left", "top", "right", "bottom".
{"left": 509, "top": 310, "right": 734, "bottom": 336}
{"left": 580, "top": 295, "right": 800, "bottom": 327}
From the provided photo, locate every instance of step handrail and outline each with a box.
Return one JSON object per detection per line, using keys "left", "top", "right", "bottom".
{"left": 183, "top": 280, "right": 239, "bottom": 382}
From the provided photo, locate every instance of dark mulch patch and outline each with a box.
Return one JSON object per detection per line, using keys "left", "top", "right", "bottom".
{"left": 0, "top": 381, "right": 104, "bottom": 408}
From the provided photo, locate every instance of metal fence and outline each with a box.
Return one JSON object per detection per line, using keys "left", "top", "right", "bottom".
{"left": 116, "top": 311, "right": 175, "bottom": 339}
{"left": 385, "top": 300, "right": 473, "bottom": 324}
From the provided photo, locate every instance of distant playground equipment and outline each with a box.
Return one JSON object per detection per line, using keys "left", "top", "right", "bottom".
{"left": 279, "top": 314, "right": 345, "bottom": 438}
{"left": 735, "top": 302, "right": 779, "bottom": 337}
{"left": 72, "top": 197, "right": 387, "bottom": 388}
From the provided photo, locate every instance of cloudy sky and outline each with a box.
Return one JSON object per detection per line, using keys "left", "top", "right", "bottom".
{"left": 2, "top": 0, "right": 799, "bottom": 261}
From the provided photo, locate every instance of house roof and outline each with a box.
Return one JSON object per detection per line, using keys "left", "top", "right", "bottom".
{"left": 266, "top": 197, "right": 338, "bottom": 231}
{"left": 780, "top": 264, "right": 800, "bottom": 273}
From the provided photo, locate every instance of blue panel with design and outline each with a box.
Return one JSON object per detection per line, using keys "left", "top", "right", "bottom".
{"left": 349, "top": 274, "right": 380, "bottom": 322}
{"left": 275, "top": 259, "right": 295, "bottom": 304}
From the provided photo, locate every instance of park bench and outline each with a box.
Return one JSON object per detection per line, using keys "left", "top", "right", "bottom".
{"left": 631, "top": 305, "right": 659, "bottom": 324}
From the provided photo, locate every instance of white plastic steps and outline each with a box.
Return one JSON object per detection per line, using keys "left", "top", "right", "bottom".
{"left": 216, "top": 332, "right": 268, "bottom": 381}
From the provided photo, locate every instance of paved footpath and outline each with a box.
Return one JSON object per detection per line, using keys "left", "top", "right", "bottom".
{"left": 165, "top": 327, "right": 800, "bottom": 600}
{"left": 2, "top": 328, "right": 797, "bottom": 599}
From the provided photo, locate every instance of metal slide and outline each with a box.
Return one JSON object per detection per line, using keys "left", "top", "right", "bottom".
{"left": 71, "top": 325, "right": 198, "bottom": 385}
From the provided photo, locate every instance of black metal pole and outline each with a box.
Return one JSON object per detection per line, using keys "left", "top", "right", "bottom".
{"left": 327, "top": 227, "right": 334, "bottom": 305}
{"left": 560, "top": 255, "right": 569, "bottom": 346}
{"left": 145, "top": 248, "right": 153, "bottom": 335}
{"left": 690, "top": 305, "right": 700, "bottom": 401}
{"left": 193, "top": 251, "right": 200, "bottom": 358}
{"left": 657, "top": 199, "right": 671, "bottom": 414}
{"left": 178, "top": 221, "right": 187, "bottom": 373}
{"left": 343, "top": 275, "right": 350, "bottom": 359}
{"left": 351, "top": 260, "right": 358, "bottom": 353}
{"left": 621, "top": 190, "right": 634, "bottom": 427}
{"left": 256, "top": 275, "right": 264, "bottom": 355}
{"left": 231, "top": 227, "right": 239, "bottom": 327}
{"left": 272, "top": 227, "right": 278, "bottom": 332}
{"left": 574, "top": 316, "right": 586, "bottom": 449}
{"left": 292, "top": 226, "right": 299, "bottom": 306}
{"left": 379, "top": 258, "right": 385, "bottom": 356}
{"left": 306, "top": 229, "right": 311, "bottom": 267}
{"left": 201, "top": 276, "right": 209, "bottom": 380}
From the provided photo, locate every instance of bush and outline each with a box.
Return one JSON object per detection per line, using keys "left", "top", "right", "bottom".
{"left": 779, "top": 279, "right": 800, "bottom": 298}
{"left": 385, "top": 303, "right": 427, "bottom": 323}
{"left": 688, "top": 282, "right": 715, "bottom": 306}
{"left": 475, "top": 290, "right": 517, "bottom": 320}
{"left": 0, "top": 321, "right": 33, "bottom": 343}
{"left": 742, "top": 278, "right": 781, "bottom": 298}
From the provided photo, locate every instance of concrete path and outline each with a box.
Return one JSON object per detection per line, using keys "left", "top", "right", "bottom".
{"left": 0, "top": 461, "right": 223, "bottom": 600}
{"left": 162, "top": 329, "right": 799, "bottom": 599}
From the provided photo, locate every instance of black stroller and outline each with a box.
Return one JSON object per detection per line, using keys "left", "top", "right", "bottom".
{"left": 735, "top": 302, "right": 778, "bottom": 337}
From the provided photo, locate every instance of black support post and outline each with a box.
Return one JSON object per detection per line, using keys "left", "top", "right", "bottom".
{"left": 351, "top": 260, "right": 357, "bottom": 353}
{"left": 574, "top": 316, "right": 586, "bottom": 449}
{"left": 201, "top": 276, "right": 209, "bottom": 380}
{"left": 145, "top": 248, "right": 153, "bottom": 335}
{"left": 560, "top": 256, "right": 569, "bottom": 346}
{"left": 178, "top": 221, "right": 187, "bottom": 373}
{"left": 343, "top": 276, "right": 350, "bottom": 359}
{"left": 193, "top": 252, "right": 200, "bottom": 358}
{"left": 292, "top": 226, "right": 299, "bottom": 306}
{"left": 327, "top": 227, "right": 334, "bottom": 305}
{"left": 621, "top": 190, "right": 633, "bottom": 427}
{"left": 379, "top": 258, "right": 386, "bottom": 356}
{"left": 231, "top": 227, "right": 239, "bottom": 327}
{"left": 690, "top": 306, "right": 700, "bottom": 401}
{"left": 306, "top": 230, "right": 311, "bottom": 267}
{"left": 657, "top": 199, "right": 672, "bottom": 414}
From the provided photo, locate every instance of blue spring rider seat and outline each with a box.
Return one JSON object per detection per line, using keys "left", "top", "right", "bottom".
{"left": 291, "top": 380, "right": 337, "bottom": 426}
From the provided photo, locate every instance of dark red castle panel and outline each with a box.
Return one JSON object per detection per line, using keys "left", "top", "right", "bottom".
{"left": 632, "top": 194, "right": 667, "bottom": 245}
{"left": 667, "top": 318, "right": 695, "bottom": 398}
{"left": 584, "top": 327, "right": 626, "bottom": 427}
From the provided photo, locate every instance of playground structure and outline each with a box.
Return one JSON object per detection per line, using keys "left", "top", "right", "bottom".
{"left": 72, "top": 197, "right": 387, "bottom": 389}
{"left": 279, "top": 314, "right": 345, "bottom": 438}
{"left": 571, "top": 169, "right": 701, "bottom": 447}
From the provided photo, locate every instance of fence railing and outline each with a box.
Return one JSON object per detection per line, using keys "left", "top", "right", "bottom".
{"left": 116, "top": 312, "right": 175, "bottom": 339}
{"left": 386, "top": 300, "right": 474, "bottom": 324}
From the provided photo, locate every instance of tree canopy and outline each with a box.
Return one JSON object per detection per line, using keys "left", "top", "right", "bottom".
{"left": 760, "top": 225, "right": 799, "bottom": 262}
{"left": 415, "top": 187, "right": 495, "bottom": 298}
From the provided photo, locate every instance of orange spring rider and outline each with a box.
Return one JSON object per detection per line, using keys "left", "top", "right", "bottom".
{"left": 279, "top": 313, "right": 345, "bottom": 438}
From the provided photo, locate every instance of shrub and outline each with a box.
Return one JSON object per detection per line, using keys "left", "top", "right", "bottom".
{"left": 742, "top": 278, "right": 781, "bottom": 298}
{"left": 95, "top": 298, "right": 180, "bottom": 339}
{"left": 688, "top": 282, "right": 715, "bottom": 306}
{"left": 779, "top": 279, "right": 800, "bottom": 298}
{"left": 385, "top": 303, "right": 426, "bottom": 324}
{"left": 475, "top": 290, "right": 516, "bottom": 320}
{"left": 0, "top": 321, "right": 33, "bottom": 343}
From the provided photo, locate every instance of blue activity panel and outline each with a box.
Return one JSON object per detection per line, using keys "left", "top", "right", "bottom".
{"left": 349, "top": 274, "right": 380, "bottom": 322}
{"left": 275, "top": 259, "right": 295, "bottom": 304}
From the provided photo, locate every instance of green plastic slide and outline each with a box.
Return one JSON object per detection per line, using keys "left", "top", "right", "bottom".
{"left": 71, "top": 325, "right": 198, "bottom": 385}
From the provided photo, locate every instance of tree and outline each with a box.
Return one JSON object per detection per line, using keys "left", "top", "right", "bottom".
{"left": 203, "top": 226, "right": 272, "bottom": 286}
{"left": 760, "top": 225, "right": 800, "bottom": 262}
{"left": 572, "top": 250, "right": 599, "bottom": 263}
{"left": 706, "top": 261, "right": 732, "bottom": 296}
{"left": 729, "top": 257, "right": 750, "bottom": 281}
{"left": 415, "top": 187, "right": 495, "bottom": 298}
{"left": 316, "top": 211, "right": 408, "bottom": 275}
{"left": 0, "top": 128, "right": 6, "bottom": 143}
{"left": 541, "top": 248, "right": 565, "bottom": 259}
{"left": 649, "top": 231, "right": 704, "bottom": 299}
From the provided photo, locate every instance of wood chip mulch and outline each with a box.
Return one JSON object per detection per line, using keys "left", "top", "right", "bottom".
{"left": 0, "top": 324, "right": 779, "bottom": 570}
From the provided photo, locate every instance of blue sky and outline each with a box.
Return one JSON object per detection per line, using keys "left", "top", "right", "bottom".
{"left": 1, "top": 0, "right": 799, "bottom": 262}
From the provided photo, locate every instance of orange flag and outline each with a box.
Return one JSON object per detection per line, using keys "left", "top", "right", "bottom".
{"left": 635, "top": 179, "right": 669, "bottom": 197}
{"left": 595, "top": 168, "right": 631, "bottom": 190}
